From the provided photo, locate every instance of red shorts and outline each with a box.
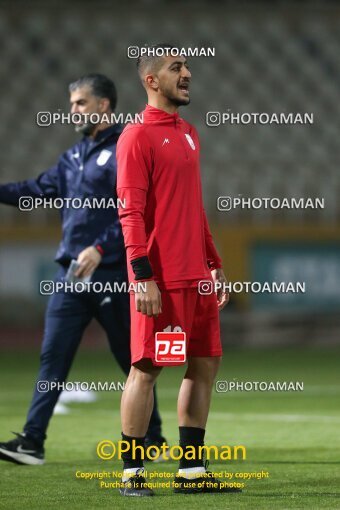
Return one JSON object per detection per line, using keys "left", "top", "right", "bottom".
{"left": 130, "top": 288, "right": 222, "bottom": 366}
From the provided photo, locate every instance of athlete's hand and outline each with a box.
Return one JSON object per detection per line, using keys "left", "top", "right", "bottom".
{"left": 135, "top": 280, "right": 162, "bottom": 317}
{"left": 76, "top": 246, "right": 102, "bottom": 277}
{"left": 211, "top": 268, "right": 229, "bottom": 311}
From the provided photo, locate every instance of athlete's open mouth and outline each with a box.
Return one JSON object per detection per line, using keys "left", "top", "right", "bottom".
{"left": 178, "top": 82, "right": 189, "bottom": 90}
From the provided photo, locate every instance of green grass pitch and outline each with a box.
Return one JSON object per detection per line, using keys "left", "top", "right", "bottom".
{"left": 0, "top": 347, "right": 339, "bottom": 509}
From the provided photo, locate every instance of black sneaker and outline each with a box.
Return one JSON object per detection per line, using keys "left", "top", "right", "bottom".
{"left": 119, "top": 470, "right": 154, "bottom": 497}
{"left": 0, "top": 432, "right": 45, "bottom": 465}
{"left": 144, "top": 436, "right": 170, "bottom": 462}
{"left": 173, "top": 468, "right": 242, "bottom": 494}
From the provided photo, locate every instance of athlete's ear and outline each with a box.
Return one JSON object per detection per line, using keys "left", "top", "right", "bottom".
{"left": 145, "top": 73, "right": 159, "bottom": 91}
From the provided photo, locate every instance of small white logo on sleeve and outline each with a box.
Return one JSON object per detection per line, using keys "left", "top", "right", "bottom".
{"left": 96, "top": 150, "right": 112, "bottom": 166}
{"left": 162, "top": 138, "right": 170, "bottom": 146}
{"left": 185, "top": 133, "right": 195, "bottom": 150}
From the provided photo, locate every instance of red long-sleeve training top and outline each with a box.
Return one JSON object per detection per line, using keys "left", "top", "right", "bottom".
{"left": 116, "top": 104, "right": 222, "bottom": 289}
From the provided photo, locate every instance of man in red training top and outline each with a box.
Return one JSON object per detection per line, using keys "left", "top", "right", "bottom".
{"left": 117, "top": 44, "right": 239, "bottom": 497}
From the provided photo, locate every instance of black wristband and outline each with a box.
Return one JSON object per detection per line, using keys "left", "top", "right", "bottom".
{"left": 131, "top": 256, "right": 153, "bottom": 280}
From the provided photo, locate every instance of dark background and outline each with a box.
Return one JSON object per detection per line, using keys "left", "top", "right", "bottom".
{"left": 0, "top": 0, "right": 339, "bottom": 349}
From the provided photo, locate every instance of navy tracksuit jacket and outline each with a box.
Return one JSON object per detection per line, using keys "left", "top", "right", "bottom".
{"left": 0, "top": 124, "right": 162, "bottom": 444}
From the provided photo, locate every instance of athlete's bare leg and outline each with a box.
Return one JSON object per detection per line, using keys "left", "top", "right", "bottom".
{"left": 121, "top": 359, "right": 162, "bottom": 436}
{"left": 177, "top": 356, "right": 221, "bottom": 428}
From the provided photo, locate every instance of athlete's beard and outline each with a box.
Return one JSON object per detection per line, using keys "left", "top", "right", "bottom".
{"left": 168, "top": 95, "right": 190, "bottom": 107}
{"left": 74, "top": 121, "right": 96, "bottom": 136}
{"left": 161, "top": 84, "right": 190, "bottom": 107}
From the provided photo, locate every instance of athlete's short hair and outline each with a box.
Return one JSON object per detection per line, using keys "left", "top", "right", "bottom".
{"left": 69, "top": 73, "right": 117, "bottom": 111}
{"left": 137, "top": 43, "right": 175, "bottom": 81}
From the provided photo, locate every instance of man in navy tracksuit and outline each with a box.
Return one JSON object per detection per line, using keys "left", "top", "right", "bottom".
{"left": 0, "top": 74, "right": 166, "bottom": 465}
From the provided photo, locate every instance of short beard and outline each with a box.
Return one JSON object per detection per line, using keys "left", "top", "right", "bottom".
{"left": 169, "top": 96, "right": 190, "bottom": 107}
{"left": 161, "top": 85, "right": 190, "bottom": 108}
{"left": 74, "top": 122, "right": 96, "bottom": 136}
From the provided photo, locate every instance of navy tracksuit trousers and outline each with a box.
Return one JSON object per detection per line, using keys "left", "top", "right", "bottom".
{"left": 23, "top": 265, "right": 162, "bottom": 446}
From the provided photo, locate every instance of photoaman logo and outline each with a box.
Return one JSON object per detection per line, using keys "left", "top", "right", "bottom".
{"left": 96, "top": 440, "right": 247, "bottom": 462}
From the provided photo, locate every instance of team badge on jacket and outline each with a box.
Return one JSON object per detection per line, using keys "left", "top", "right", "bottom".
{"left": 96, "top": 149, "right": 112, "bottom": 166}
{"left": 185, "top": 133, "right": 196, "bottom": 150}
